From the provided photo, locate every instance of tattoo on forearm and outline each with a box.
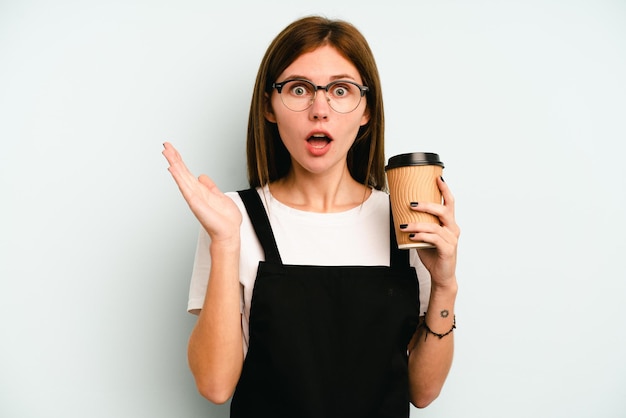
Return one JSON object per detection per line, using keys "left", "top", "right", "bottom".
{"left": 440, "top": 309, "right": 449, "bottom": 318}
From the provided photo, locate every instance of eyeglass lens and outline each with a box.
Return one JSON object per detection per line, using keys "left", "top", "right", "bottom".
{"left": 278, "top": 80, "right": 365, "bottom": 113}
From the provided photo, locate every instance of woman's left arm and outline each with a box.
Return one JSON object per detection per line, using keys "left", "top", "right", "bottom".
{"left": 403, "top": 176, "right": 460, "bottom": 408}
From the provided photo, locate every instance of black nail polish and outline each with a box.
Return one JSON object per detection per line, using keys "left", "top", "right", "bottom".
{"left": 410, "top": 202, "right": 418, "bottom": 207}
{"left": 399, "top": 224, "right": 408, "bottom": 229}
{"left": 409, "top": 233, "right": 415, "bottom": 238}
{"left": 440, "top": 176, "right": 445, "bottom": 182}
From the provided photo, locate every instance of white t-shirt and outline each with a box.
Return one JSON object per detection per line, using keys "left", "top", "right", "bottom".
{"left": 188, "top": 186, "right": 431, "bottom": 354}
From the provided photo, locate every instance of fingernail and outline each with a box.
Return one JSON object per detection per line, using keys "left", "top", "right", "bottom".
{"left": 410, "top": 202, "right": 418, "bottom": 207}
{"left": 399, "top": 224, "right": 408, "bottom": 229}
{"left": 409, "top": 233, "right": 415, "bottom": 238}
{"left": 440, "top": 176, "right": 445, "bottom": 182}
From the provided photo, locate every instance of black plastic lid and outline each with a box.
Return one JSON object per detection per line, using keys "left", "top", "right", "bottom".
{"left": 385, "top": 152, "right": 444, "bottom": 170}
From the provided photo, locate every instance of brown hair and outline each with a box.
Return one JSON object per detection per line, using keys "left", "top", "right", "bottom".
{"left": 246, "top": 15, "right": 386, "bottom": 190}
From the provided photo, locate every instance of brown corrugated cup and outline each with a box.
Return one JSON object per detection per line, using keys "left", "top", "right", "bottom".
{"left": 385, "top": 152, "right": 444, "bottom": 249}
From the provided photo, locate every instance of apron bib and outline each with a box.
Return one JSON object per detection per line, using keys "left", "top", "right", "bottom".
{"left": 231, "top": 189, "right": 420, "bottom": 418}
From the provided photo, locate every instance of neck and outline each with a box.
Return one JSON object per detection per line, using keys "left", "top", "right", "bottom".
{"left": 269, "top": 165, "right": 370, "bottom": 213}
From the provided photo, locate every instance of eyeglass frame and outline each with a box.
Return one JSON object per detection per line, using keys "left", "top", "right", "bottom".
{"left": 271, "top": 78, "right": 370, "bottom": 114}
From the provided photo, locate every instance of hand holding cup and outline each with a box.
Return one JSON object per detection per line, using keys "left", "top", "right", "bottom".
{"left": 385, "top": 152, "right": 444, "bottom": 249}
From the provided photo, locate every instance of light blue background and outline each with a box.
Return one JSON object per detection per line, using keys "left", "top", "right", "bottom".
{"left": 1, "top": 1, "right": 625, "bottom": 417}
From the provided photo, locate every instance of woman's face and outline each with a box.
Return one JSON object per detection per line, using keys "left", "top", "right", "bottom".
{"left": 265, "top": 45, "right": 370, "bottom": 179}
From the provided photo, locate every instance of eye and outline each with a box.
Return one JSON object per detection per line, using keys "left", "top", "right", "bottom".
{"left": 334, "top": 87, "right": 347, "bottom": 97}
{"left": 329, "top": 82, "right": 354, "bottom": 98}
{"left": 289, "top": 82, "right": 313, "bottom": 97}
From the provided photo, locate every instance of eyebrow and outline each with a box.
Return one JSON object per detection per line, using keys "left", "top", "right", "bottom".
{"left": 282, "top": 74, "right": 359, "bottom": 83}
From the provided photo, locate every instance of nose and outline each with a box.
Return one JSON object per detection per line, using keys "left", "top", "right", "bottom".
{"left": 309, "top": 89, "right": 330, "bottom": 120}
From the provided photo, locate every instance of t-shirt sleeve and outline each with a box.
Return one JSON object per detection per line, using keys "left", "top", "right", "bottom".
{"left": 187, "top": 227, "right": 212, "bottom": 314}
{"left": 410, "top": 249, "right": 431, "bottom": 315}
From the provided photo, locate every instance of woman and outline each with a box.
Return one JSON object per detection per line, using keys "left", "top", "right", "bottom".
{"left": 163, "top": 15, "right": 459, "bottom": 418}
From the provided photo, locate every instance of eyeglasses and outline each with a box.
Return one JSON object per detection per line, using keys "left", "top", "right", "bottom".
{"left": 272, "top": 78, "right": 369, "bottom": 114}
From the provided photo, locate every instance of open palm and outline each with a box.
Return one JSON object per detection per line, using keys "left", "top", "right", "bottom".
{"left": 162, "top": 142, "right": 242, "bottom": 244}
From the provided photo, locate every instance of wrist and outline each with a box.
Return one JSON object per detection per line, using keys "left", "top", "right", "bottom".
{"left": 209, "top": 234, "right": 241, "bottom": 255}
{"left": 419, "top": 314, "right": 456, "bottom": 340}
{"left": 425, "top": 278, "right": 457, "bottom": 333}
{"left": 430, "top": 277, "right": 458, "bottom": 297}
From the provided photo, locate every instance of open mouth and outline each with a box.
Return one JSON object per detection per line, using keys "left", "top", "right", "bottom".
{"left": 307, "top": 134, "right": 331, "bottom": 149}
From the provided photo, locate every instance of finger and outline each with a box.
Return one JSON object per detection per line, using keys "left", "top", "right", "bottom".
{"left": 162, "top": 144, "right": 202, "bottom": 196}
{"left": 162, "top": 143, "right": 194, "bottom": 180}
{"left": 412, "top": 233, "right": 453, "bottom": 256}
{"left": 413, "top": 229, "right": 458, "bottom": 257}
{"left": 408, "top": 222, "right": 457, "bottom": 244}
{"left": 162, "top": 141, "right": 176, "bottom": 160}
{"left": 408, "top": 201, "right": 450, "bottom": 228}
{"left": 408, "top": 178, "right": 457, "bottom": 227}
{"left": 198, "top": 174, "right": 219, "bottom": 193}
{"left": 162, "top": 142, "right": 185, "bottom": 168}
{"left": 438, "top": 176, "right": 456, "bottom": 211}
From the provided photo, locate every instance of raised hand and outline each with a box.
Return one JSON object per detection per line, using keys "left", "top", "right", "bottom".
{"left": 162, "top": 142, "right": 242, "bottom": 246}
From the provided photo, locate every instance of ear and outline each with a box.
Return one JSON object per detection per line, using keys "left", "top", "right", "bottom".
{"left": 264, "top": 92, "right": 277, "bottom": 123}
{"left": 360, "top": 107, "right": 371, "bottom": 127}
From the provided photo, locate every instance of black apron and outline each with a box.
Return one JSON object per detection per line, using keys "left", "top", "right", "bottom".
{"left": 231, "top": 188, "right": 420, "bottom": 418}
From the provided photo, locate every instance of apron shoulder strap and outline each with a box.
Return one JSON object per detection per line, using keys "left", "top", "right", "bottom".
{"left": 237, "top": 188, "right": 283, "bottom": 264}
{"left": 389, "top": 201, "right": 411, "bottom": 268}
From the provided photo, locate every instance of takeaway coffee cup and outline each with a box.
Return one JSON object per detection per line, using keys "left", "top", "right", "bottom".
{"left": 385, "top": 152, "right": 444, "bottom": 249}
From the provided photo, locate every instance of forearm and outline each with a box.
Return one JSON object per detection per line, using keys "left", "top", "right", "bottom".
{"left": 408, "top": 280, "right": 457, "bottom": 408}
{"left": 188, "top": 239, "right": 243, "bottom": 404}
